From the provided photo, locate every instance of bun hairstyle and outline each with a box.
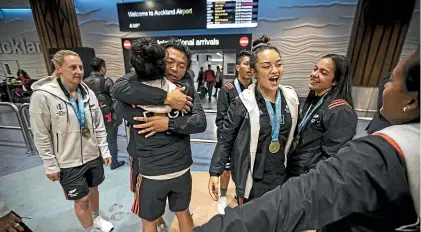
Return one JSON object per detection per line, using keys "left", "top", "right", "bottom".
{"left": 252, "top": 35, "right": 271, "bottom": 47}
{"left": 130, "top": 37, "right": 166, "bottom": 81}
{"left": 250, "top": 35, "right": 281, "bottom": 69}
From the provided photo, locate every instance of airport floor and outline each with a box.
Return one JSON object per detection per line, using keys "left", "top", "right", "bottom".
{"left": 0, "top": 97, "right": 370, "bottom": 231}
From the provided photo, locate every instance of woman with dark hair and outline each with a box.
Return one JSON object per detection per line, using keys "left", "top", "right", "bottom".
{"left": 113, "top": 38, "right": 202, "bottom": 232}
{"left": 287, "top": 54, "right": 358, "bottom": 177}
{"left": 208, "top": 36, "right": 299, "bottom": 204}
{"left": 16, "top": 69, "right": 31, "bottom": 86}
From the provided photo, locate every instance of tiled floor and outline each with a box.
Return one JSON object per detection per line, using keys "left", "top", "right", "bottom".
{"left": 0, "top": 110, "right": 369, "bottom": 231}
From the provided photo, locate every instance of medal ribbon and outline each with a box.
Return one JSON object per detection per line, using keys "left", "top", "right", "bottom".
{"left": 67, "top": 87, "right": 86, "bottom": 129}
{"left": 297, "top": 94, "right": 327, "bottom": 134}
{"left": 259, "top": 88, "right": 282, "bottom": 143}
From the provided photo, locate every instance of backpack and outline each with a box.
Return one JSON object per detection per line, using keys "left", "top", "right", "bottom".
{"left": 96, "top": 78, "right": 116, "bottom": 128}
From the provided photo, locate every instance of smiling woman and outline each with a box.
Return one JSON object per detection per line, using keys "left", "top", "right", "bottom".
{"left": 286, "top": 54, "right": 358, "bottom": 178}
{"left": 208, "top": 35, "right": 299, "bottom": 205}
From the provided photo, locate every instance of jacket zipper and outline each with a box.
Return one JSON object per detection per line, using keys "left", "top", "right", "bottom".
{"left": 56, "top": 133, "right": 59, "bottom": 153}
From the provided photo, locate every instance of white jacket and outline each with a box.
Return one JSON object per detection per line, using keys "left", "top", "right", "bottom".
{"left": 375, "top": 123, "right": 420, "bottom": 216}
{"left": 241, "top": 83, "right": 299, "bottom": 198}
{"left": 30, "top": 76, "right": 111, "bottom": 174}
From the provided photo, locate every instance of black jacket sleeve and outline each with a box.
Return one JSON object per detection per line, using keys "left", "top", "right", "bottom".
{"left": 171, "top": 90, "right": 207, "bottom": 135}
{"left": 111, "top": 76, "right": 167, "bottom": 105}
{"left": 209, "top": 99, "right": 246, "bottom": 176}
{"left": 104, "top": 77, "right": 116, "bottom": 103}
{"left": 195, "top": 136, "right": 408, "bottom": 232}
{"left": 215, "top": 87, "right": 231, "bottom": 137}
{"left": 321, "top": 104, "right": 358, "bottom": 157}
{"left": 113, "top": 100, "right": 144, "bottom": 126}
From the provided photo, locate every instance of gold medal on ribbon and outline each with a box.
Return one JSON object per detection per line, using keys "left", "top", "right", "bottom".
{"left": 269, "top": 141, "right": 280, "bottom": 153}
{"left": 81, "top": 128, "right": 91, "bottom": 138}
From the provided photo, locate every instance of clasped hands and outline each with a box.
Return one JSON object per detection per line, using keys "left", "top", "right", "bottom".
{"left": 132, "top": 88, "right": 193, "bottom": 138}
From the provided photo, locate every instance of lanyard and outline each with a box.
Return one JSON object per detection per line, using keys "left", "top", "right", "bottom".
{"left": 297, "top": 94, "right": 327, "bottom": 134}
{"left": 234, "top": 78, "right": 244, "bottom": 99}
{"left": 66, "top": 87, "right": 86, "bottom": 129}
{"left": 258, "top": 88, "right": 282, "bottom": 142}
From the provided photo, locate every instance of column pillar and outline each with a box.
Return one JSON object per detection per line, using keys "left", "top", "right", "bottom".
{"left": 347, "top": 0, "right": 416, "bottom": 87}
{"left": 346, "top": 0, "right": 416, "bottom": 118}
{"left": 29, "top": 0, "right": 82, "bottom": 75}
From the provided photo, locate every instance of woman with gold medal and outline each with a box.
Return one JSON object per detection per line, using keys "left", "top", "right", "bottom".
{"left": 287, "top": 54, "right": 358, "bottom": 178}
{"left": 29, "top": 50, "right": 114, "bottom": 232}
{"left": 208, "top": 36, "right": 299, "bottom": 204}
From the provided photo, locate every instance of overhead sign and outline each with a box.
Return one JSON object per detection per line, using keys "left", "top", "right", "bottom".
{"left": 117, "top": 1, "right": 207, "bottom": 32}
{"left": 122, "top": 34, "right": 252, "bottom": 51}
{"left": 121, "top": 34, "right": 252, "bottom": 73}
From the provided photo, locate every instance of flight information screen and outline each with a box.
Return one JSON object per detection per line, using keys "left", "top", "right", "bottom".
{"left": 206, "top": 0, "right": 259, "bottom": 29}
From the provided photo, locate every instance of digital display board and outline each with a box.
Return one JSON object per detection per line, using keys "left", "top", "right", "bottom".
{"left": 117, "top": 0, "right": 259, "bottom": 32}
{"left": 117, "top": 0, "right": 207, "bottom": 31}
{"left": 207, "top": 0, "right": 259, "bottom": 29}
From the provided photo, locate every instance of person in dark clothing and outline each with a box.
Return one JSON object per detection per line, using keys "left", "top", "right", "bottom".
{"left": 197, "top": 67, "right": 204, "bottom": 91}
{"left": 213, "top": 50, "right": 253, "bottom": 214}
{"left": 84, "top": 57, "right": 125, "bottom": 170}
{"left": 287, "top": 54, "right": 358, "bottom": 177}
{"left": 366, "top": 72, "right": 392, "bottom": 134}
{"left": 195, "top": 47, "right": 420, "bottom": 232}
{"left": 213, "top": 66, "right": 223, "bottom": 97}
{"left": 208, "top": 36, "right": 299, "bottom": 205}
{"left": 112, "top": 38, "right": 206, "bottom": 232}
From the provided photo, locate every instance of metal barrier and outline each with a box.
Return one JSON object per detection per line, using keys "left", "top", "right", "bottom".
{"left": 0, "top": 102, "right": 37, "bottom": 154}
{"left": 20, "top": 103, "right": 37, "bottom": 154}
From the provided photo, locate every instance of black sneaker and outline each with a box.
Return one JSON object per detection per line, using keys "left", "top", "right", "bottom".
{"left": 111, "top": 161, "right": 125, "bottom": 170}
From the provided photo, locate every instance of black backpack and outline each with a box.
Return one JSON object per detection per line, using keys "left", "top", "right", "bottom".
{"left": 96, "top": 78, "right": 116, "bottom": 128}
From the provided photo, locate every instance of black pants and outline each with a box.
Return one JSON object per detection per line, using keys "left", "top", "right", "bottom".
{"left": 243, "top": 173, "right": 285, "bottom": 204}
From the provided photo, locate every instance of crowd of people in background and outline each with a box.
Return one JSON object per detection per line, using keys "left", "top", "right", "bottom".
{"left": 0, "top": 34, "right": 419, "bottom": 232}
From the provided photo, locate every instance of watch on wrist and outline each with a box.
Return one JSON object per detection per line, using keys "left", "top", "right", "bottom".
{"left": 168, "top": 118, "right": 176, "bottom": 131}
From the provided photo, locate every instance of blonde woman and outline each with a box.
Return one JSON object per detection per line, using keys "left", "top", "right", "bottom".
{"left": 29, "top": 50, "right": 113, "bottom": 232}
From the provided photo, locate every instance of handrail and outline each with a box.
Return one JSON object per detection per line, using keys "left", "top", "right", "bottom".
{"left": 0, "top": 102, "right": 37, "bottom": 154}
{"left": 20, "top": 103, "right": 37, "bottom": 154}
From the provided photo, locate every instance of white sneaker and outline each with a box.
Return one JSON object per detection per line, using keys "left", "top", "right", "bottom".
{"left": 218, "top": 197, "right": 227, "bottom": 215}
{"left": 157, "top": 224, "right": 168, "bottom": 232}
{"left": 94, "top": 215, "right": 114, "bottom": 232}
